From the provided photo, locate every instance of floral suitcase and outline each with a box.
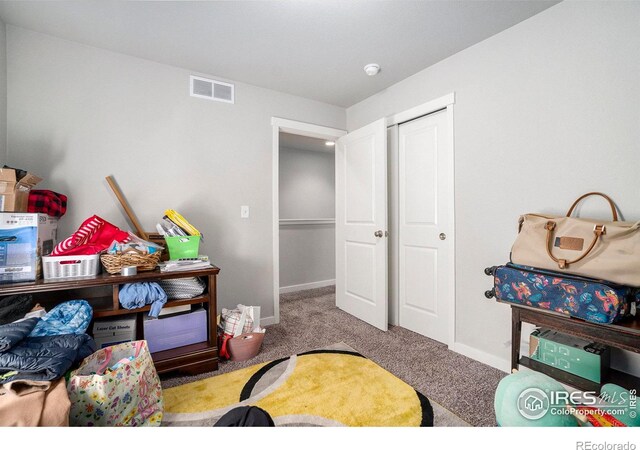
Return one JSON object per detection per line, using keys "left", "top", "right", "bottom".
{"left": 485, "top": 263, "right": 638, "bottom": 324}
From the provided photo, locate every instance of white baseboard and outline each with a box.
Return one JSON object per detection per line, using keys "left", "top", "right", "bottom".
{"left": 452, "top": 342, "right": 511, "bottom": 373}
{"left": 279, "top": 279, "right": 335, "bottom": 294}
{"left": 261, "top": 315, "right": 278, "bottom": 326}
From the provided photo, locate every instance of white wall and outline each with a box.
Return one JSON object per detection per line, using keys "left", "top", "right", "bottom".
{"left": 0, "top": 18, "right": 6, "bottom": 160}
{"left": 279, "top": 147, "right": 335, "bottom": 219}
{"left": 347, "top": 1, "right": 640, "bottom": 372}
{"left": 279, "top": 225, "right": 335, "bottom": 290}
{"left": 6, "top": 26, "right": 345, "bottom": 319}
{"left": 279, "top": 145, "right": 335, "bottom": 289}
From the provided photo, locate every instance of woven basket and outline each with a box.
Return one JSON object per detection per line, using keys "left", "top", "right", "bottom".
{"left": 100, "top": 249, "right": 162, "bottom": 274}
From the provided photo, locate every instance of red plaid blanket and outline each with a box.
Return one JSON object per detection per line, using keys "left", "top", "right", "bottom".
{"left": 28, "top": 190, "right": 67, "bottom": 218}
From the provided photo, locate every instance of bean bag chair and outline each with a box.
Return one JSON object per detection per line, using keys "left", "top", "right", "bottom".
{"left": 29, "top": 300, "right": 92, "bottom": 337}
{"left": 494, "top": 371, "right": 579, "bottom": 427}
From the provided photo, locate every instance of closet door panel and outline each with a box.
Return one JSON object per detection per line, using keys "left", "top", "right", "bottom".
{"left": 398, "top": 110, "right": 451, "bottom": 344}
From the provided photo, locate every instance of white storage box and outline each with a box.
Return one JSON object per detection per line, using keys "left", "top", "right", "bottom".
{"left": 42, "top": 254, "right": 101, "bottom": 280}
{"left": 92, "top": 315, "right": 136, "bottom": 349}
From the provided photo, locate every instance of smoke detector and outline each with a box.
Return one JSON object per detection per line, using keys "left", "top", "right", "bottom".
{"left": 363, "top": 63, "right": 381, "bottom": 76}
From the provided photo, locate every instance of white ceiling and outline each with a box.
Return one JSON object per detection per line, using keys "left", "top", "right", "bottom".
{"left": 280, "top": 132, "right": 334, "bottom": 153}
{"left": 0, "top": 0, "right": 559, "bottom": 107}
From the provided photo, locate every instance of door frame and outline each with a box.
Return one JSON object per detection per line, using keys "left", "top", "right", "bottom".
{"left": 270, "top": 117, "right": 347, "bottom": 325}
{"left": 386, "top": 92, "right": 456, "bottom": 348}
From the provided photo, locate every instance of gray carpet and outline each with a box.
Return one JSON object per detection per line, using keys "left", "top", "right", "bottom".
{"left": 162, "top": 286, "right": 506, "bottom": 426}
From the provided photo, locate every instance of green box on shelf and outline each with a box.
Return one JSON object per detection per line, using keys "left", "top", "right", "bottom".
{"left": 164, "top": 235, "right": 200, "bottom": 260}
{"left": 529, "top": 329, "right": 610, "bottom": 383}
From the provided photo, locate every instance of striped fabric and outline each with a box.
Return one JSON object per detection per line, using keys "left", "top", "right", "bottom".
{"left": 53, "top": 216, "right": 104, "bottom": 255}
{"left": 51, "top": 215, "right": 130, "bottom": 256}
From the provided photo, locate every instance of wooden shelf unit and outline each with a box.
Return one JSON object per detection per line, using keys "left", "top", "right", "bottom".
{"left": 0, "top": 266, "right": 220, "bottom": 376}
{"left": 93, "top": 295, "right": 209, "bottom": 318}
{"left": 507, "top": 302, "right": 640, "bottom": 394}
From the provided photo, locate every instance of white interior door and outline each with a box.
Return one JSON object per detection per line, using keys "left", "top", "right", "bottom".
{"left": 398, "top": 110, "right": 452, "bottom": 344}
{"left": 336, "top": 118, "right": 388, "bottom": 331}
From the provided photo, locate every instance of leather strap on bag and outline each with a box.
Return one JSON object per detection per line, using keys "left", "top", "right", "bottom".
{"left": 545, "top": 221, "right": 606, "bottom": 269}
{"left": 566, "top": 192, "right": 618, "bottom": 221}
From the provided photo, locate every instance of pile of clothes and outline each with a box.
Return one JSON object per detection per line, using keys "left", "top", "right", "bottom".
{"left": 0, "top": 298, "right": 96, "bottom": 426}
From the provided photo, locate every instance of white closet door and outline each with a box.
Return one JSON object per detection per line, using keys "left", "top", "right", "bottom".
{"left": 336, "top": 118, "right": 388, "bottom": 331}
{"left": 398, "top": 110, "right": 452, "bottom": 344}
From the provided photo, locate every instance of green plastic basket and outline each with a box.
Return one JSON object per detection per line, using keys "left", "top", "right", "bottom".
{"left": 164, "top": 235, "right": 200, "bottom": 260}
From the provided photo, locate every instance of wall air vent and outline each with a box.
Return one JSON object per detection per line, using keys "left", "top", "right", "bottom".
{"left": 190, "top": 75, "right": 234, "bottom": 104}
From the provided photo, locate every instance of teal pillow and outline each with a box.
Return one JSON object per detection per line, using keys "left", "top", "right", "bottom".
{"left": 494, "top": 371, "right": 579, "bottom": 427}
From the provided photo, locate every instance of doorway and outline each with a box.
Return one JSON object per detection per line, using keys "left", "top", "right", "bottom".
{"left": 279, "top": 133, "right": 336, "bottom": 294}
{"left": 271, "top": 93, "right": 455, "bottom": 346}
{"left": 271, "top": 118, "right": 346, "bottom": 324}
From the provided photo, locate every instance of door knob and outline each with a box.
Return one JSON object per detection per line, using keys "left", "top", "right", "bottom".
{"left": 439, "top": 233, "right": 447, "bottom": 241}
{"left": 374, "top": 230, "right": 384, "bottom": 238}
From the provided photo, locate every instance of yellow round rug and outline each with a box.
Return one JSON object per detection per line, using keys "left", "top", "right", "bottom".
{"left": 163, "top": 346, "right": 433, "bottom": 427}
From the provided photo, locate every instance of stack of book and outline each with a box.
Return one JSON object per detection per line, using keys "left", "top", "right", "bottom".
{"left": 158, "top": 256, "right": 211, "bottom": 273}
{"left": 156, "top": 209, "right": 203, "bottom": 239}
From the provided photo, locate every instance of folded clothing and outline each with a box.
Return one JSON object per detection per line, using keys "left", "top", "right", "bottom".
{"left": 119, "top": 282, "right": 167, "bottom": 318}
{"left": 27, "top": 190, "right": 68, "bottom": 218}
{"left": 51, "top": 215, "right": 129, "bottom": 256}
{"left": 0, "top": 294, "right": 33, "bottom": 325}
{"left": 29, "top": 300, "right": 92, "bottom": 337}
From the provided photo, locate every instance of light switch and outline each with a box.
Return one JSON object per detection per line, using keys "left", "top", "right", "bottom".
{"left": 241, "top": 205, "right": 250, "bottom": 218}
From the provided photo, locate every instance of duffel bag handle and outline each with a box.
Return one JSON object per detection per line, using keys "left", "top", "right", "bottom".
{"left": 545, "top": 221, "right": 606, "bottom": 269}
{"left": 566, "top": 192, "right": 618, "bottom": 221}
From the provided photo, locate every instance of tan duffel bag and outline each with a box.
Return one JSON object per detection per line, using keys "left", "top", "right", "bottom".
{"left": 511, "top": 192, "right": 640, "bottom": 287}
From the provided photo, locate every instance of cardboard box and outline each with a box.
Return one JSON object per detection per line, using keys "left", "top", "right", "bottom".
{"left": 0, "top": 168, "right": 42, "bottom": 212}
{"left": 0, "top": 213, "right": 38, "bottom": 283}
{"left": 530, "top": 328, "right": 610, "bottom": 383}
{"left": 143, "top": 308, "right": 207, "bottom": 353}
{"left": 93, "top": 315, "right": 137, "bottom": 349}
